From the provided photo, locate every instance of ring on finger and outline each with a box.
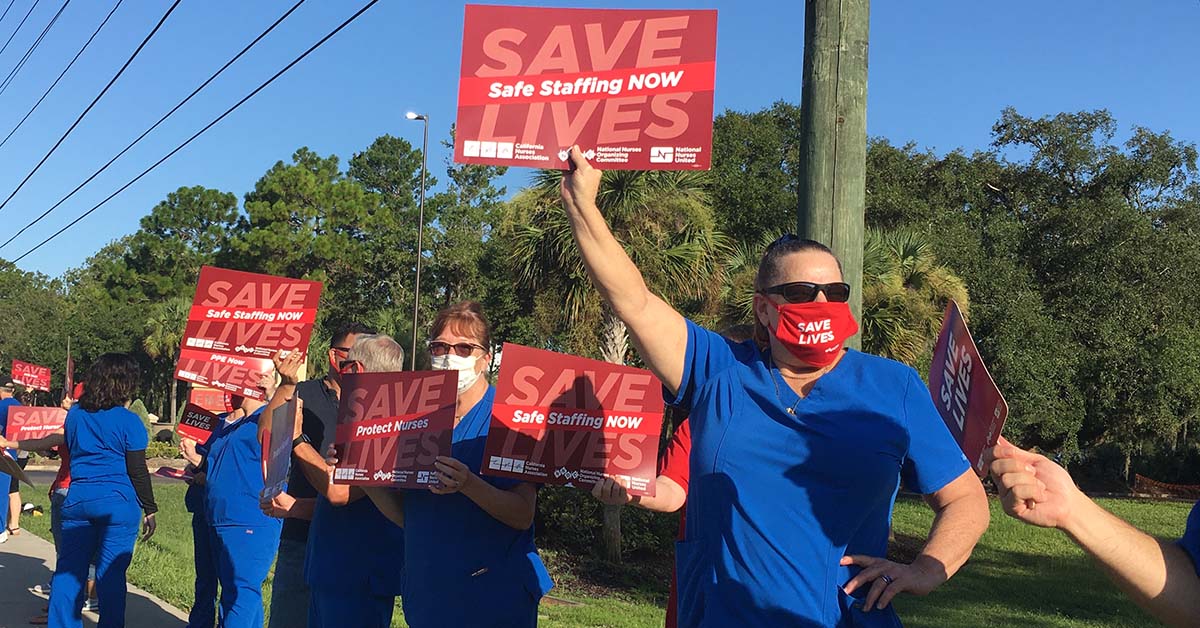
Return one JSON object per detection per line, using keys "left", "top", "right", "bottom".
{"left": 881, "top": 574, "right": 894, "bottom": 585}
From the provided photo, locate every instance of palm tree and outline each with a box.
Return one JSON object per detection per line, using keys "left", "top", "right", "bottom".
{"left": 144, "top": 296, "right": 192, "bottom": 423}
{"left": 860, "top": 228, "right": 969, "bottom": 366}
{"left": 505, "top": 168, "right": 730, "bottom": 562}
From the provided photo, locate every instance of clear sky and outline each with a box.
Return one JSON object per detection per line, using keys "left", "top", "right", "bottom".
{"left": 0, "top": 0, "right": 1196, "bottom": 278}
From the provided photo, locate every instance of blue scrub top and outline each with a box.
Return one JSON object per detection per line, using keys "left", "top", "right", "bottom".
{"left": 184, "top": 420, "right": 221, "bottom": 515}
{"left": 671, "top": 320, "right": 969, "bottom": 628}
{"left": 204, "top": 406, "right": 279, "bottom": 530}
{"left": 1179, "top": 501, "right": 1200, "bottom": 577}
{"left": 0, "top": 397, "right": 23, "bottom": 459}
{"left": 402, "top": 386, "right": 553, "bottom": 626}
{"left": 64, "top": 405, "right": 148, "bottom": 494}
{"left": 305, "top": 494, "right": 405, "bottom": 595}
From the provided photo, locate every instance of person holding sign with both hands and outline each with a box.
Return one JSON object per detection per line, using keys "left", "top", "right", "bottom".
{"left": 346, "top": 301, "right": 554, "bottom": 627}
{"left": 559, "top": 147, "right": 989, "bottom": 626}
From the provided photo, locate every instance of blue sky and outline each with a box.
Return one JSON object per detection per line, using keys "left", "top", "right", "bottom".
{"left": 0, "top": 0, "right": 1196, "bottom": 278}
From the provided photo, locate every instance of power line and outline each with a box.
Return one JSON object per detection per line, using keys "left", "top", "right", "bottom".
{"left": 0, "top": 0, "right": 122, "bottom": 150}
{"left": 0, "top": 0, "right": 18, "bottom": 30}
{"left": 0, "top": 0, "right": 181, "bottom": 216}
{"left": 11, "top": 0, "right": 381, "bottom": 264}
{"left": 0, "top": 0, "right": 40, "bottom": 59}
{"left": 0, "top": 0, "right": 306, "bottom": 249}
{"left": 0, "top": 0, "right": 68, "bottom": 97}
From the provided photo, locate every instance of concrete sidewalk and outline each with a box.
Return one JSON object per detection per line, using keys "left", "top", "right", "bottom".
{"left": 0, "top": 532, "right": 186, "bottom": 628}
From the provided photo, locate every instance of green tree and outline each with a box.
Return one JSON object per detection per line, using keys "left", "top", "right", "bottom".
{"left": 710, "top": 101, "right": 803, "bottom": 241}
{"left": 143, "top": 296, "right": 192, "bottom": 423}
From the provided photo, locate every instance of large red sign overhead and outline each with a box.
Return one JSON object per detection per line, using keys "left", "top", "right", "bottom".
{"left": 482, "top": 343, "right": 663, "bottom": 496}
{"left": 11, "top": 360, "right": 51, "bottom": 392}
{"left": 928, "top": 301, "right": 1009, "bottom": 477}
{"left": 174, "top": 266, "right": 322, "bottom": 400}
{"left": 455, "top": 4, "right": 717, "bottom": 170}
{"left": 330, "top": 371, "right": 458, "bottom": 489}
{"left": 4, "top": 406, "right": 67, "bottom": 441}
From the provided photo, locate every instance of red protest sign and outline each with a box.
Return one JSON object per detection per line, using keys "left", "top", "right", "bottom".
{"left": 188, "top": 387, "right": 231, "bottom": 415}
{"left": 482, "top": 343, "right": 663, "bottom": 496}
{"left": 4, "top": 406, "right": 67, "bottom": 441}
{"left": 174, "top": 266, "right": 322, "bottom": 399}
{"left": 12, "top": 359, "right": 51, "bottom": 392}
{"left": 331, "top": 371, "right": 457, "bottom": 488}
{"left": 456, "top": 4, "right": 717, "bottom": 170}
{"left": 928, "top": 301, "right": 1009, "bottom": 476}
{"left": 177, "top": 403, "right": 219, "bottom": 445}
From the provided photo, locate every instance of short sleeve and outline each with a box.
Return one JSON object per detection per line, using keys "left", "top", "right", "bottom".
{"left": 669, "top": 320, "right": 741, "bottom": 412}
{"left": 658, "top": 419, "right": 691, "bottom": 492}
{"left": 125, "top": 411, "right": 149, "bottom": 452}
{"left": 899, "top": 370, "right": 970, "bottom": 494}
{"left": 1178, "top": 501, "right": 1200, "bottom": 577}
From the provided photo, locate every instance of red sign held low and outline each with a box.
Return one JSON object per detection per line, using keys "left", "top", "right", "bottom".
{"left": 4, "top": 406, "right": 67, "bottom": 441}
{"left": 331, "top": 371, "right": 458, "bottom": 489}
{"left": 482, "top": 343, "right": 663, "bottom": 496}
{"left": 177, "top": 403, "right": 219, "bottom": 445}
{"left": 928, "top": 301, "right": 1009, "bottom": 476}
{"left": 455, "top": 4, "right": 717, "bottom": 170}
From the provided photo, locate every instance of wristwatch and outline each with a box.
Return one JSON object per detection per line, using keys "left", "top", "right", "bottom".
{"left": 291, "top": 433, "right": 312, "bottom": 450}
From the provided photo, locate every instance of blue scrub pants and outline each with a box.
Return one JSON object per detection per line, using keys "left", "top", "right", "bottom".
{"left": 51, "top": 488, "right": 98, "bottom": 583}
{"left": 0, "top": 469, "right": 9, "bottom": 532}
{"left": 308, "top": 587, "right": 394, "bottom": 628}
{"left": 211, "top": 525, "right": 279, "bottom": 628}
{"left": 188, "top": 515, "right": 220, "bottom": 628}
{"left": 49, "top": 486, "right": 141, "bottom": 628}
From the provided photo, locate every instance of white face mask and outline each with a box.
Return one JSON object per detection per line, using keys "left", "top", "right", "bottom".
{"left": 431, "top": 353, "right": 481, "bottom": 395}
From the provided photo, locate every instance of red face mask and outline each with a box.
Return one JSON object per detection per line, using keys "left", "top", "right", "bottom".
{"left": 769, "top": 301, "right": 859, "bottom": 367}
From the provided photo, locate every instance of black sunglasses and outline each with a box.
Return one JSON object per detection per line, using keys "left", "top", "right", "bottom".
{"left": 428, "top": 341, "right": 485, "bottom": 358}
{"left": 764, "top": 281, "right": 851, "bottom": 303}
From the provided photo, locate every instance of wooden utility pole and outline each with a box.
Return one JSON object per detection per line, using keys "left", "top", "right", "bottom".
{"left": 798, "top": 0, "right": 869, "bottom": 347}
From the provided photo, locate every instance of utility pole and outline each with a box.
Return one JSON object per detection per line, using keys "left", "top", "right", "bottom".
{"left": 797, "top": 0, "right": 869, "bottom": 348}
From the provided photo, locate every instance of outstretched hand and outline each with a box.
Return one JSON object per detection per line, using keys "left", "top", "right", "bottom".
{"left": 984, "top": 436, "right": 1080, "bottom": 529}
{"left": 559, "top": 145, "right": 602, "bottom": 216}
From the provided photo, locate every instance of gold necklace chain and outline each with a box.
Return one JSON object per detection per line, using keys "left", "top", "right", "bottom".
{"left": 769, "top": 354, "right": 804, "bottom": 416}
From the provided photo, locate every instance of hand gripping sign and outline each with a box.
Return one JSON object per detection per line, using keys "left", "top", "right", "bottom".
{"left": 12, "top": 359, "right": 51, "bottom": 392}
{"left": 4, "top": 406, "right": 67, "bottom": 441}
{"left": 456, "top": 4, "right": 717, "bottom": 170}
{"left": 174, "top": 266, "right": 322, "bottom": 400}
{"left": 176, "top": 403, "right": 219, "bottom": 445}
{"left": 928, "top": 301, "right": 1009, "bottom": 476}
{"left": 331, "top": 371, "right": 458, "bottom": 489}
{"left": 482, "top": 343, "right": 664, "bottom": 496}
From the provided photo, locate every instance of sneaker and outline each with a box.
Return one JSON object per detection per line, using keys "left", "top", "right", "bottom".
{"left": 81, "top": 599, "right": 99, "bottom": 613}
{"left": 30, "top": 583, "right": 51, "bottom": 595}
{"left": 0, "top": 530, "right": 8, "bottom": 544}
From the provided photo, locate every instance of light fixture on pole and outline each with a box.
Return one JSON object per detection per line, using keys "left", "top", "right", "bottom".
{"left": 407, "top": 111, "right": 429, "bottom": 370}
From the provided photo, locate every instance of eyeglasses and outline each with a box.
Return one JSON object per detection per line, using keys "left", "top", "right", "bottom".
{"left": 331, "top": 346, "right": 352, "bottom": 355}
{"left": 428, "top": 341, "right": 484, "bottom": 358}
{"left": 764, "top": 281, "right": 852, "bottom": 303}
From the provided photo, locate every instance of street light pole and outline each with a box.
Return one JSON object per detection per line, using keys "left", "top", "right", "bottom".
{"left": 407, "top": 112, "right": 429, "bottom": 370}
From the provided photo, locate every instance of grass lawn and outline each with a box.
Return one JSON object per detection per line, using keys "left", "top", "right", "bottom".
{"left": 17, "top": 484, "right": 1188, "bottom": 627}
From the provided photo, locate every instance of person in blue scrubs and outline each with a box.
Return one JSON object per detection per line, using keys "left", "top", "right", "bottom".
{"left": 265, "top": 334, "right": 407, "bottom": 628}
{"left": 203, "top": 373, "right": 282, "bottom": 628}
{"left": 557, "top": 148, "right": 989, "bottom": 627}
{"left": 988, "top": 439, "right": 1200, "bottom": 625}
{"left": 48, "top": 354, "right": 158, "bottom": 628}
{"left": 181, "top": 403, "right": 243, "bottom": 628}
{"left": 0, "top": 376, "right": 24, "bottom": 541}
{"left": 363, "top": 302, "right": 553, "bottom": 627}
